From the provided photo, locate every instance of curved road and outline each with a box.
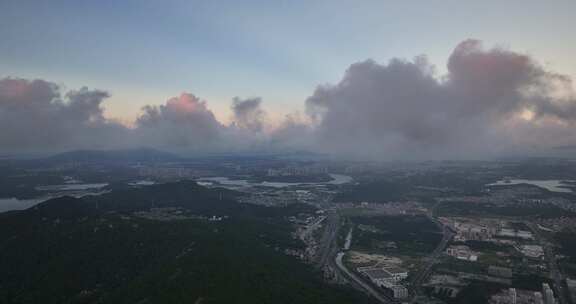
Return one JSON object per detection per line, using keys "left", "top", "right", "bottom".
{"left": 335, "top": 252, "right": 395, "bottom": 303}
{"left": 409, "top": 214, "right": 454, "bottom": 296}
{"left": 316, "top": 211, "right": 394, "bottom": 303}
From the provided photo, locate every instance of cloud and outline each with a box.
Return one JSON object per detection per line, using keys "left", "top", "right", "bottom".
{"left": 0, "top": 80, "right": 261, "bottom": 155}
{"left": 230, "top": 97, "right": 266, "bottom": 133}
{"left": 135, "top": 93, "right": 223, "bottom": 152}
{"left": 306, "top": 39, "right": 576, "bottom": 159}
{"left": 0, "top": 78, "right": 128, "bottom": 153}
{"left": 2, "top": 39, "right": 576, "bottom": 160}
{"left": 446, "top": 40, "right": 576, "bottom": 121}
{"left": 269, "top": 112, "right": 314, "bottom": 151}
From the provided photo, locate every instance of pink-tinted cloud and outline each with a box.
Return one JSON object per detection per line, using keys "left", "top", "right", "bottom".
{"left": 2, "top": 40, "right": 576, "bottom": 159}
{"left": 135, "top": 93, "right": 223, "bottom": 151}
{"left": 306, "top": 39, "right": 576, "bottom": 159}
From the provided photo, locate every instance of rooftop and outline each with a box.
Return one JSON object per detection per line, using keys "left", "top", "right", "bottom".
{"left": 361, "top": 268, "right": 392, "bottom": 279}
{"left": 384, "top": 266, "right": 408, "bottom": 274}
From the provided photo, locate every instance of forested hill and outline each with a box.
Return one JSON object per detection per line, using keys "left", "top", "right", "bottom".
{"left": 0, "top": 181, "right": 375, "bottom": 304}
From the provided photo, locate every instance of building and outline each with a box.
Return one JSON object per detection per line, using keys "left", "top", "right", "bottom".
{"left": 498, "top": 228, "right": 534, "bottom": 240}
{"left": 510, "top": 288, "right": 517, "bottom": 304}
{"left": 382, "top": 266, "right": 409, "bottom": 282}
{"left": 490, "top": 288, "right": 545, "bottom": 304}
{"left": 446, "top": 245, "right": 478, "bottom": 262}
{"left": 358, "top": 268, "right": 395, "bottom": 286}
{"left": 357, "top": 266, "right": 408, "bottom": 299}
{"left": 534, "top": 292, "right": 544, "bottom": 304}
{"left": 381, "top": 281, "right": 408, "bottom": 299}
{"left": 566, "top": 278, "right": 576, "bottom": 304}
{"left": 488, "top": 266, "right": 513, "bottom": 278}
{"left": 542, "top": 283, "right": 555, "bottom": 304}
{"left": 520, "top": 245, "right": 544, "bottom": 258}
{"left": 357, "top": 265, "right": 408, "bottom": 283}
{"left": 454, "top": 222, "right": 496, "bottom": 241}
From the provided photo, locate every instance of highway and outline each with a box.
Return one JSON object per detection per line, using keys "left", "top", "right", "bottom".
{"left": 335, "top": 252, "right": 396, "bottom": 304}
{"left": 314, "top": 205, "right": 452, "bottom": 303}
{"left": 302, "top": 215, "right": 326, "bottom": 239}
{"left": 409, "top": 215, "right": 454, "bottom": 297}
{"left": 316, "top": 210, "right": 340, "bottom": 268}
{"left": 314, "top": 210, "right": 349, "bottom": 285}
{"left": 313, "top": 210, "right": 394, "bottom": 303}
{"left": 527, "top": 222, "right": 570, "bottom": 304}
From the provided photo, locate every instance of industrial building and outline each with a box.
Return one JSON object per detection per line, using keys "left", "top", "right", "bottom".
{"left": 357, "top": 265, "right": 408, "bottom": 298}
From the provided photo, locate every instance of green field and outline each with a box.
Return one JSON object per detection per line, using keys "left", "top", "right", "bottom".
{"left": 348, "top": 214, "right": 442, "bottom": 256}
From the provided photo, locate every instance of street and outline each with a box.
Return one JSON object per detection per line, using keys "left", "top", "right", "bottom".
{"left": 409, "top": 212, "right": 454, "bottom": 297}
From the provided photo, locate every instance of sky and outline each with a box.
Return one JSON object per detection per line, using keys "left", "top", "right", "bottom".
{"left": 1, "top": 0, "right": 576, "bottom": 159}
{"left": 2, "top": 0, "right": 575, "bottom": 123}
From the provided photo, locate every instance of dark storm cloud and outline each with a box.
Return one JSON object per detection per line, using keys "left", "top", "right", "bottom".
{"left": 306, "top": 39, "right": 576, "bottom": 159}
{"left": 230, "top": 97, "right": 266, "bottom": 132}
{"left": 0, "top": 78, "right": 128, "bottom": 153}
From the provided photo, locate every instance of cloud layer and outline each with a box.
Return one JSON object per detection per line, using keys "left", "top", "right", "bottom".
{"left": 230, "top": 97, "right": 266, "bottom": 133}
{"left": 0, "top": 78, "right": 127, "bottom": 154}
{"left": 135, "top": 93, "right": 222, "bottom": 152}
{"left": 1, "top": 39, "right": 575, "bottom": 159}
{"left": 306, "top": 39, "right": 576, "bottom": 159}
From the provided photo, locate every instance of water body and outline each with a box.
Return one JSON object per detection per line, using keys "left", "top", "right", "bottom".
{"left": 344, "top": 227, "right": 353, "bottom": 251}
{"left": 1, "top": 175, "right": 351, "bottom": 213}
{"left": 487, "top": 179, "right": 574, "bottom": 193}
{"left": 0, "top": 179, "right": 166, "bottom": 213}
{"left": 198, "top": 173, "right": 353, "bottom": 189}
{"left": 0, "top": 197, "right": 46, "bottom": 212}
{"left": 36, "top": 183, "right": 109, "bottom": 191}
{"left": 1, "top": 183, "right": 109, "bottom": 213}
{"left": 0, "top": 190, "right": 110, "bottom": 213}
{"left": 128, "top": 180, "right": 156, "bottom": 186}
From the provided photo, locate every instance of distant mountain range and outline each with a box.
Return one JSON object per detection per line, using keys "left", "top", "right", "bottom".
{"left": 44, "top": 148, "right": 331, "bottom": 163}
{"left": 47, "top": 148, "right": 181, "bottom": 162}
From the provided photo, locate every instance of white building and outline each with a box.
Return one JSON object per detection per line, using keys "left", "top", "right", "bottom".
{"left": 543, "top": 283, "right": 555, "bottom": 304}
{"left": 446, "top": 245, "right": 479, "bottom": 262}
{"left": 358, "top": 268, "right": 396, "bottom": 286}
{"left": 510, "top": 288, "right": 517, "bottom": 304}
{"left": 381, "top": 281, "right": 408, "bottom": 299}
{"left": 357, "top": 266, "right": 408, "bottom": 299}
{"left": 534, "top": 292, "right": 544, "bottom": 304}
{"left": 383, "top": 266, "right": 409, "bottom": 282}
{"left": 498, "top": 228, "right": 534, "bottom": 240}
{"left": 520, "top": 245, "right": 544, "bottom": 258}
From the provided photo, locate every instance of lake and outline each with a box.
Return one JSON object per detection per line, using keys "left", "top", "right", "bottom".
{"left": 0, "top": 197, "right": 46, "bottom": 212}
{"left": 487, "top": 179, "right": 574, "bottom": 193}
{"left": 197, "top": 173, "right": 353, "bottom": 189}
{"left": 36, "top": 183, "right": 109, "bottom": 191}
{"left": 0, "top": 179, "right": 164, "bottom": 213}
{"left": 0, "top": 183, "right": 110, "bottom": 213}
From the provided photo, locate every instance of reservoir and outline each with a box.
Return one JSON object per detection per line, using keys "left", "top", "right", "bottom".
{"left": 487, "top": 179, "right": 574, "bottom": 193}
{"left": 197, "top": 173, "right": 353, "bottom": 189}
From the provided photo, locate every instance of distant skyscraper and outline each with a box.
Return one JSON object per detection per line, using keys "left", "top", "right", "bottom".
{"left": 509, "top": 288, "right": 517, "bottom": 304}
{"left": 543, "top": 283, "right": 555, "bottom": 304}
{"left": 534, "top": 292, "right": 544, "bottom": 304}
